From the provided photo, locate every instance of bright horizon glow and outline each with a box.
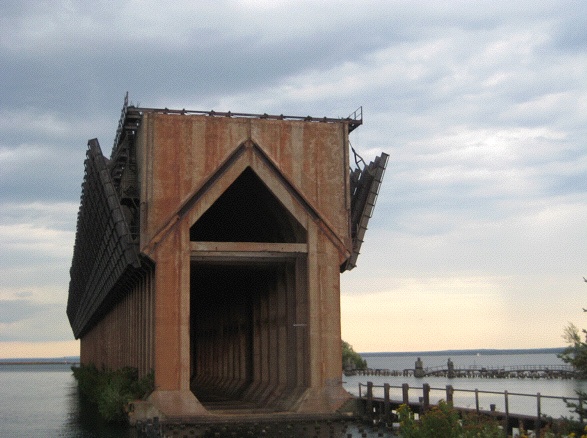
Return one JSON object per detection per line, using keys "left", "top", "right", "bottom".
{"left": 0, "top": 341, "right": 565, "bottom": 359}
{"left": 0, "top": 341, "right": 80, "bottom": 359}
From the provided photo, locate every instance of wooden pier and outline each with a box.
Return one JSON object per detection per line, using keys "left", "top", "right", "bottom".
{"left": 349, "top": 364, "right": 577, "bottom": 379}
{"left": 357, "top": 381, "right": 584, "bottom": 438}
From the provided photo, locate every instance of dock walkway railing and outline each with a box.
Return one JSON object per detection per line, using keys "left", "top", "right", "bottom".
{"left": 358, "top": 382, "right": 584, "bottom": 437}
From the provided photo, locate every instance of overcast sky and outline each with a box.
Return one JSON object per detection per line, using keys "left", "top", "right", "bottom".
{"left": 1, "top": 1, "right": 585, "bottom": 358}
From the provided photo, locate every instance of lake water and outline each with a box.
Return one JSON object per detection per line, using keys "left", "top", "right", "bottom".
{"left": 0, "top": 363, "right": 128, "bottom": 437}
{"left": 0, "top": 352, "right": 583, "bottom": 437}
{"left": 343, "top": 351, "right": 587, "bottom": 419}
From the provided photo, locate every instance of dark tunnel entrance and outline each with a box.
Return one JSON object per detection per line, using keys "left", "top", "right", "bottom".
{"left": 189, "top": 168, "right": 309, "bottom": 411}
{"left": 190, "top": 260, "right": 308, "bottom": 411}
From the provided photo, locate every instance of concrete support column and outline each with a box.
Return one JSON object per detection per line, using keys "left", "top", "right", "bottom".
{"left": 294, "top": 222, "right": 350, "bottom": 413}
{"left": 148, "top": 223, "right": 206, "bottom": 417}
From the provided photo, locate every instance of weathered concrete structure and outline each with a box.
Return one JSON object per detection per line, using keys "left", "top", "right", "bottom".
{"left": 67, "top": 96, "right": 387, "bottom": 419}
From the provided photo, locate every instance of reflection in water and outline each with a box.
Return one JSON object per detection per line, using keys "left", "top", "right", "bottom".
{"left": 0, "top": 364, "right": 128, "bottom": 438}
{"left": 1, "top": 356, "right": 585, "bottom": 436}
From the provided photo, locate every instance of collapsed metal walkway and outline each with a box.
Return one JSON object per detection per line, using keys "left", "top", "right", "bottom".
{"left": 345, "top": 150, "right": 389, "bottom": 271}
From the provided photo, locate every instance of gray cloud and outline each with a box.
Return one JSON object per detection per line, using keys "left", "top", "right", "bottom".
{"left": 0, "top": 0, "right": 585, "bottom": 350}
{"left": 0, "top": 301, "right": 72, "bottom": 341}
{"left": 0, "top": 299, "right": 40, "bottom": 323}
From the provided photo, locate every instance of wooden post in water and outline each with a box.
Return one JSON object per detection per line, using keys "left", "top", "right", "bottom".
{"left": 423, "top": 383, "right": 430, "bottom": 411}
{"left": 446, "top": 385, "right": 454, "bottom": 405}
{"left": 384, "top": 383, "right": 391, "bottom": 422}
{"left": 504, "top": 390, "right": 510, "bottom": 438}
{"left": 402, "top": 383, "right": 409, "bottom": 405}
{"left": 535, "top": 393, "right": 541, "bottom": 438}
{"left": 367, "top": 381, "right": 374, "bottom": 420}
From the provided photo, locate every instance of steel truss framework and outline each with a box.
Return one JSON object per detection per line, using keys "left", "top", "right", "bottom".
{"left": 67, "top": 138, "right": 151, "bottom": 338}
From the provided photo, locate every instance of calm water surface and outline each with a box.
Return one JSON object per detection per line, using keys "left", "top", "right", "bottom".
{"left": 0, "top": 353, "right": 584, "bottom": 436}
{"left": 0, "top": 364, "right": 128, "bottom": 437}
{"left": 343, "top": 352, "right": 586, "bottom": 419}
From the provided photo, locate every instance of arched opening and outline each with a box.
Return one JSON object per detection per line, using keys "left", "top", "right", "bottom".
{"left": 189, "top": 168, "right": 309, "bottom": 411}
{"left": 190, "top": 167, "right": 306, "bottom": 243}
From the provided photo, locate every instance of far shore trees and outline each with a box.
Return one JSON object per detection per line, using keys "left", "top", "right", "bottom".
{"left": 342, "top": 340, "right": 367, "bottom": 370}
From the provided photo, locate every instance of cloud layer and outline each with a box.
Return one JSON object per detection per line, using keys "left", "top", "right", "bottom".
{"left": 0, "top": 0, "right": 585, "bottom": 355}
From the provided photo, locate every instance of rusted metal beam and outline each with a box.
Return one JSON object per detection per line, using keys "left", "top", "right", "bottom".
{"left": 190, "top": 242, "right": 307, "bottom": 253}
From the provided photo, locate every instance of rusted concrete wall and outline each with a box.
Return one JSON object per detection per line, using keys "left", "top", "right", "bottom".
{"left": 137, "top": 115, "right": 350, "bottom": 253}
{"left": 131, "top": 113, "right": 352, "bottom": 417}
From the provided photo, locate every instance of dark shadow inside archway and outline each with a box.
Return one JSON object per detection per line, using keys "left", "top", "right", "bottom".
{"left": 190, "top": 167, "right": 306, "bottom": 243}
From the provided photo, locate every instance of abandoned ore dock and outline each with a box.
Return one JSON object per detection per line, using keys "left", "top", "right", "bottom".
{"left": 67, "top": 94, "right": 388, "bottom": 422}
{"left": 66, "top": 96, "right": 574, "bottom": 438}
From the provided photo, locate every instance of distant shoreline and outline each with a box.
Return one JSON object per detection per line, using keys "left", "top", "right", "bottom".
{"left": 359, "top": 347, "right": 565, "bottom": 357}
{"left": 0, "top": 348, "right": 566, "bottom": 363}
{"left": 0, "top": 357, "right": 80, "bottom": 365}
{"left": 0, "top": 361, "right": 80, "bottom": 365}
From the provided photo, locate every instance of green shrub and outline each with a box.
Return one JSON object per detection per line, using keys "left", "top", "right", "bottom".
{"left": 539, "top": 416, "right": 587, "bottom": 437}
{"left": 460, "top": 411, "right": 503, "bottom": 438}
{"left": 396, "top": 403, "right": 419, "bottom": 438}
{"left": 397, "top": 401, "right": 502, "bottom": 438}
{"left": 72, "top": 364, "right": 154, "bottom": 423}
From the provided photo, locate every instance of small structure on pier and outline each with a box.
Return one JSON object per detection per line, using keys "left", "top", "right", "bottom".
{"left": 67, "top": 95, "right": 388, "bottom": 419}
{"left": 414, "top": 357, "right": 425, "bottom": 378}
{"left": 447, "top": 358, "right": 455, "bottom": 378}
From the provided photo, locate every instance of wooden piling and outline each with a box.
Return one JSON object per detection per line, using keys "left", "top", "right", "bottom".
{"left": 504, "top": 390, "right": 510, "bottom": 438}
{"left": 422, "top": 384, "right": 430, "bottom": 411}
{"left": 384, "top": 383, "right": 391, "bottom": 422}
{"left": 536, "top": 393, "right": 541, "bottom": 438}
{"left": 366, "top": 381, "right": 374, "bottom": 419}
{"left": 446, "top": 385, "right": 454, "bottom": 405}
{"left": 402, "top": 383, "right": 409, "bottom": 405}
